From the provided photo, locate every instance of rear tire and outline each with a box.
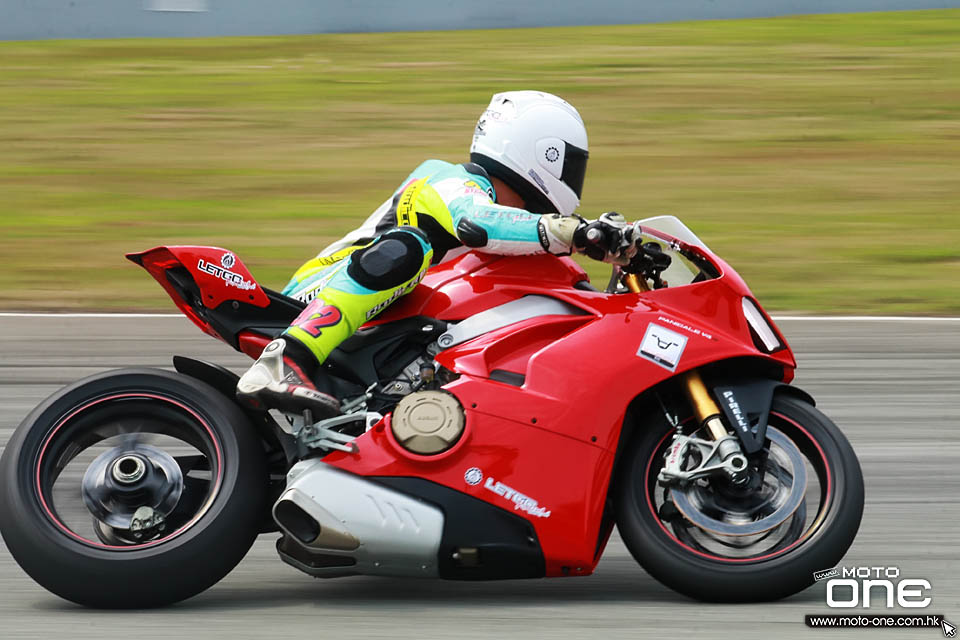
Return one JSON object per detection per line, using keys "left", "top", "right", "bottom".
{"left": 0, "top": 368, "right": 268, "bottom": 608}
{"left": 615, "top": 394, "right": 864, "bottom": 602}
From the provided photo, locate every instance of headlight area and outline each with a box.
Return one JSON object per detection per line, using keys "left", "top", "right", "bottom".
{"left": 742, "top": 297, "right": 783, "bottom": 353}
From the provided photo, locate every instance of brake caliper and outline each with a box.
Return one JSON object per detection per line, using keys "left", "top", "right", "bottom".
{"left": 658, "top": 433, "right": 748, "bottom": 486}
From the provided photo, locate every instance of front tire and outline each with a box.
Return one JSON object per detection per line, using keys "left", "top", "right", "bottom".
{"left": 615, "top": 394, "right": 864, "bottom": 602}
{"left": 0, "top": 368, "right": 268, "bottom": 608}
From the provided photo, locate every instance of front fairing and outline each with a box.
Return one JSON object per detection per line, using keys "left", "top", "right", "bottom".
{"left": 431, "top": 273, "right": 795, "bottom": 449}
{"left": 632, "top": 215, "right": 794, "bottom": 372}
{"left": 639, "top": 251, "right": 796, "bottom": 377}
{"left": 398, "top": 243, "right": 797, "bottom": 400}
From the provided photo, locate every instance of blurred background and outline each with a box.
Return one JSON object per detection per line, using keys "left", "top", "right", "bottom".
{"left": 2, "top": 6, "right": 960, "bottom": 639}
{"left": 1, "top": 4, "right": 958, "bottom": 313}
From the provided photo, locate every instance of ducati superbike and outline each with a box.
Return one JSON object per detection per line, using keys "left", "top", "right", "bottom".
{"left": 0, "top": 216, "right": 864, "bottom": 607}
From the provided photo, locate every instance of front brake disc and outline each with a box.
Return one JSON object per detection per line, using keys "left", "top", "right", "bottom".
{"left": 670, "top": 427, "right": 807, "bottom": 537}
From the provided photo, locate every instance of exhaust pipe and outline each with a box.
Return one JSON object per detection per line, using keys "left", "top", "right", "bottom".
{"left": 272, "top": 461, "right": 444, "bottom": 578}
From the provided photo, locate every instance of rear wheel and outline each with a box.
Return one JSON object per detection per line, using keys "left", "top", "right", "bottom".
{"left": 0, "top": 368, "right": 268, "bottom": 608}
{"left": 616, "top": 394, "right": 863, "bottom": 602}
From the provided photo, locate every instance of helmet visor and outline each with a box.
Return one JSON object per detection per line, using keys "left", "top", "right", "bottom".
{"left": 561, "top": 142, "right": 589, "bottom": 199}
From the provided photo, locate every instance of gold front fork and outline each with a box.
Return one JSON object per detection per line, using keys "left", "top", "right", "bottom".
{"left": 684, "top": 369, "right": 747, "bottom": 478}
{"left": 683, "top": 369, "right": 728, "bottom": 441}
{"left": 623, "top": 272, "right": 649, "bottom": 293}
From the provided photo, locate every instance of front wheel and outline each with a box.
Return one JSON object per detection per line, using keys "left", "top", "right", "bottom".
{"left": 616, "top": 394, "right": 864, "bottom": 602}
{"left": 0, "top": 368, "right": 268, "bottom": 608}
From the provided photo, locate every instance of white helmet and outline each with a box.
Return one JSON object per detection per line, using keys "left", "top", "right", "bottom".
{"left": 470, "top": 91, "right": 588, "bottom": 216}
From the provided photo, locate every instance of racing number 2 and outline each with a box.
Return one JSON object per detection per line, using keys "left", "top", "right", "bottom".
{"left": 293, "top": 305, "right": 343, "bottom": 338}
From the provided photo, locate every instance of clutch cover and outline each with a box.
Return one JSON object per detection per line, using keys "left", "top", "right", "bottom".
{"left": 391, "top": 390, "right": 465, "bottom": 455}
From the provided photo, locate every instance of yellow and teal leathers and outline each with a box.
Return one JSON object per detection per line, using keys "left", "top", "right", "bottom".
{"left": 281, "top": 159, "right": 554, "bottom": 366}
{"left": 283, "top": 228, "right": 434, "bottom": 364}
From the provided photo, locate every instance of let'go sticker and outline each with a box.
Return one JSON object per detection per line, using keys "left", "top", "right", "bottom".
{"left": 638, "top": 323, "right": 688, "bottom": 371}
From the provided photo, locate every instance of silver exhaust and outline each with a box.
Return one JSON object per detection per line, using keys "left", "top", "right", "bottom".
{"left": 273, "top": 460, "right": 444, "bottom": 578}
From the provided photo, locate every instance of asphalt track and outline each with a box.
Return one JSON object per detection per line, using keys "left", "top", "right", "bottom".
{"left": 0, "top": 316, "right": 957, "bottom": 639}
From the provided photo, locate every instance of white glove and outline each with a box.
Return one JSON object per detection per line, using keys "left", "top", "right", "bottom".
{"left": 573, "top": 212, "right": 638, "bottom": 265}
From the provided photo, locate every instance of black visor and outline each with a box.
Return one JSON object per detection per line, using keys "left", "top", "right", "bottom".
{"left": 561, "top": 141, "right": 589, "bottom": 199}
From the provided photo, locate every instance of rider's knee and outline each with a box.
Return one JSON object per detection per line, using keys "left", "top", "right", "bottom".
{"left": 347, "top": 227, "right": 429, "bottom": 290}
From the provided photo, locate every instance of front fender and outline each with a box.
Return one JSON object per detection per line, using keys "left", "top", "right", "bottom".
{"left": 702, "top": 367, "right": 816, "bottom": 454}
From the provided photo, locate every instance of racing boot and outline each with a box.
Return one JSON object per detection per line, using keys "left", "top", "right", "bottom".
{"left": 236, "top": 337, "right": 340, "bottom": 419}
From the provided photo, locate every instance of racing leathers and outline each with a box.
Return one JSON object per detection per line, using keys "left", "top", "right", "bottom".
{"left": 277, "top": 159, "right": 585, "bottom": 367}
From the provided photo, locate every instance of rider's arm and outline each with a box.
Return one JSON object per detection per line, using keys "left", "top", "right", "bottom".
{"left": 435, "top": 174, "right": 581, "bottom": 256}
{"left": 437, "top": 173, "right": 631, "bottom": 263}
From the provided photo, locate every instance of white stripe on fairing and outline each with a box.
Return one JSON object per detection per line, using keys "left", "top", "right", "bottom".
{"left": 0, "top": 313, "right": 958, "bottom": 321}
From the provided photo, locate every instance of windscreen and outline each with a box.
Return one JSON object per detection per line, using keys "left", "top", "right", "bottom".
{"left": 635, "top": 215, "right": 716, "bottom": 287}
{"left": 638, "top": 215, "right": 711, "bottom": 251}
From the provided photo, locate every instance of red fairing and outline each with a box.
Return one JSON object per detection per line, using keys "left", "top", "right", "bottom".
{"left": 372, "top": 253, "right": 589, "bottom": 322}
{"left": 126, "top": 245, "right": 270, "bottom": 342}
{"left": 325, "top": 248, "right": 797, "bottom": 577}
{"left": 327, "top": 412, "right": 613, "bottom": 576}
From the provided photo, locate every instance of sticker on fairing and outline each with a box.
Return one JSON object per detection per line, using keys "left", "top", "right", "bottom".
{"left": 638, "top": 323, "right": 688, "bottom": 371}
{"left": 196, "top": 259, "right": 256, "bottom": 291}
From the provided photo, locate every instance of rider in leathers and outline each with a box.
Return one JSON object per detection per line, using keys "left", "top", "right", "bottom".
{"left": 237, "top": 91, "right": 636, "bottom": 416}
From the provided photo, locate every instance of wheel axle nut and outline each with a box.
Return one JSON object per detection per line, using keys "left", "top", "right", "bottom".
{"left": 111, "top": 455, "right": 147, "bottom": 484}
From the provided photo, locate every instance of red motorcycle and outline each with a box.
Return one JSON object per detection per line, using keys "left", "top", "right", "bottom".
{"left": 0, "top": 216, "right": 863, "bottom": 607}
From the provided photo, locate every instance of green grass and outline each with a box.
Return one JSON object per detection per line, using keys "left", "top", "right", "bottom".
{"left": 1, "top": 10, "right": 959, "bottom": 313}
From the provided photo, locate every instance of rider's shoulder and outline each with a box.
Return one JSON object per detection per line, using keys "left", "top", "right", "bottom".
{"left": 408, "top": 159, "right": 452, "bottom": 179}
{"left": 395, "top": 159, "right": 449, "bottom": 188}
{"left": 405, "top": 159, "right": 492, "bottom": 183}
{"left": 435, "top": 160, "right": 494, "bottom": 190}
{"left": 401, "top": 160, "right": 495, "bottom": 202}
